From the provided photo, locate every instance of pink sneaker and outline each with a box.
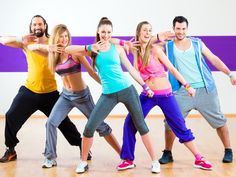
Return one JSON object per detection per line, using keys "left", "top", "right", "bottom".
{"left": 194, "top": 157, "right": 213, "bottom": 170}
{"left": 117, "top": 160, "right": 136, "bottom": 171}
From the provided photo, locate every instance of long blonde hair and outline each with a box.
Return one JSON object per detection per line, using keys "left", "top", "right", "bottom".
{"left": 48, "top": 24, "right": 71, "bottom": 73}
{"left": 133, "top": 21, "right": 153, "bottom": 70}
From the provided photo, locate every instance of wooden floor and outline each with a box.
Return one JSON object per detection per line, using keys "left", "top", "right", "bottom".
{"left": 0, "top": 116, "right": 235, "bottom": 177}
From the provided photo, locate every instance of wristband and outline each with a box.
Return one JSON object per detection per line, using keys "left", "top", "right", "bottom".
{"left": 119, "top": 39, "right": 125, "bottom": 46}
{"left": 142, "top": 83, "right": 151, "bottom": 91}
{"left": 87, "top": 44, "right": 92, "bottom": 52}
{"left": 183, "top": 83, "right": 190, "bottom": 91}
{"left": 16, "top": 36, "right": 23, "bottom": 43}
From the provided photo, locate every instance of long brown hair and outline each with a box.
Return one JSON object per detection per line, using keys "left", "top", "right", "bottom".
{"left": 133, "top": 21, "right": 152, "bottom": 69}
{"left": 48, "top": 24, "right": 71, "bottom": 73}
{"left": 91, "top": 17, "right": 113, "bottom": 68}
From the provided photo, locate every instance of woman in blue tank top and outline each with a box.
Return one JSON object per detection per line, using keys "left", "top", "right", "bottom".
{"left": 65, "top": 17, "right": 160, "bottom": 174}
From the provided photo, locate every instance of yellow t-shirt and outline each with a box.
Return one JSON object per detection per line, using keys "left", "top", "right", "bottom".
{"left": 24, "top": 48, "right": 57, "bottom": 93}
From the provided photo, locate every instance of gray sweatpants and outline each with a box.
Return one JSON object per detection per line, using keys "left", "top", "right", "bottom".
{"left": 165, "top": 87, "right": 227, "bottom": 130}
{"left": 44, "top": 87, "right": 112, "bottom": 159}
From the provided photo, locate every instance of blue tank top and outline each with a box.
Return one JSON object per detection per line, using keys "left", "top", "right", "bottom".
{"left": 55, "top": 55, "right": 81, "bottom": 76}
{"left": 95, "top": 44, "right": 131, "bottom": 94}
{"left": 173, "top": 43, "right": 205, "bottom": 88}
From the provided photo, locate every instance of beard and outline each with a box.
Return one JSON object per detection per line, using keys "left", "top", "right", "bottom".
{"left": 33, "top": 29, "right": 45, "bottom": 37}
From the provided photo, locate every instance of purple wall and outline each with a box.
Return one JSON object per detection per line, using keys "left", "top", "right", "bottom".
{"left": 0, "top": 36, "right": 235, "bottom": 72}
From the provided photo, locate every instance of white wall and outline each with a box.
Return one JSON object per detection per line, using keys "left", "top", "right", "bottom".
{"left": 0, "top": 0, "right": 236, "bottom": 116}
{"left": 1, "top": 0, "right": 236, "bottom": 36}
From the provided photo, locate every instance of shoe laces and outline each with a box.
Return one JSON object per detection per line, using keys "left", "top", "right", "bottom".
{"left": 78, "top": 160, "right": 87, "bottom": 168}
{"left": 151, "top": 160, "right": 160, "bottom": 173}
{"left": 6, "top": 148, "right": 13, "bottom": 152}
{"left": 4, "top": 149, "right": 10, "bottom": 156}
{"left": 44, "top": 158, "right": 55, "bottom": 165}
{"left": 152, "top": 160, "right": 160, "bottom": 167}
{"left": 4, "top": 148, "right": 14, "bottom": 156}
{"left": 225, "top": 150, "right": 232, "bottom": 156}
{"left": 44, "top": 158, "right": 50, "bottom": 164}
{"left": 120, "top": 159, "right": 132, "bottom": 165}
{"left": 196, "top": 157, "right": 211, "bottom": 165}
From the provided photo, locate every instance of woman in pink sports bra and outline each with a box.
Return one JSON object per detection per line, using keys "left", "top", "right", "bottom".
{"left": 27, "top": 24, "right": 121, "bottom": 168}
{"left": 117, "top": 21, "right": 213, "bottom": 171}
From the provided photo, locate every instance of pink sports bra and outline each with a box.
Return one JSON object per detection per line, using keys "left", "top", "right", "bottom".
{"left": 55, "top": 55, "right": 81, "bottom": 76}
{"left": 138, "top": 55, "right": 166, "bottom": 81}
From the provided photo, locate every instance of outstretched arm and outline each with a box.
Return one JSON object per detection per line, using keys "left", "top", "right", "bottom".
{"left": 117, "top": 45, "right": 153, "bottom": 97}
{"left": 27, "top": 43, "right": 50, "bottom": 57}
{"left": 27, "top": 43, "right": 49, "bottom": 52}
{"left": 65, "top": 42, "right": 105, "bottom": 56}
{"left": 0, "top": 36, "right": 24, "bottom": 48}
{"left": 153, "top": 45, "right": 195, "bottom": 96}
{"left": 27, "top": 43, "right": 69, "bottom": 57}
{"left": 150, "top": 31, "right": 175, "bottom": 44}
{"left": 110, "top": 37, "right": 139, "bottom": 54}
{"left": 111, "top": 31, "right": 174, "bottom": 54}
{"left": 202, "top": 42, "right": 236, "bottom": 85}
{"left": 65, "top": 45, "right": 89, "bottom": 56}
{"left": 0, "top": 34, "right": 38, "bottom": 49}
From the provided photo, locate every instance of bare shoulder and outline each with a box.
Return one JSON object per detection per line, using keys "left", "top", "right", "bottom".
{"left": 71, "top": 54, "right": 78, "bottom": 60}
{"left": 114, "top": 44, "right": 125, "bottom": 55}
{"left": 114, "top": 44, "right": 122, "bottom": 50}
{"left": 152, "top": 44, "right": 164, "bottom": 55}
{"left": 77, "top": 55, "right": 88, "bottom": 62}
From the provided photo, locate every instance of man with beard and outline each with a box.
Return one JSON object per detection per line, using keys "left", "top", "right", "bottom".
{"left": 0, "top": 15, "right": 85, "bottom": 163}
{"left": 159, "top": 16, "right": 236, "bottom": 164}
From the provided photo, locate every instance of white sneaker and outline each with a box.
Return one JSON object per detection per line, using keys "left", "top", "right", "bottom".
{"left": 151, "top": 160, "right": 160, "bottom": 173}
{"left": 75, "top": 160, "right": 88, "bottom": 173}
{"left": 42, "top": 158, "right": 57, "bottom": 168}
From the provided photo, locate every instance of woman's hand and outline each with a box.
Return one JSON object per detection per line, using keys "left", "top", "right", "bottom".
{"left": 48, "top": 44, "right": 64, "bottom": 53}
{"left": 142, "top": 83, "right": 154, "bottom": 98}
{"left": 187, "top": 87, "right": 196, "bottom": 97}
{"left": 124, "top": 38, "right": 140, "bottom": 54}
{"left": 91, "top": 41, "right": 106, "bottom": 53}
{"left": 146, "top": 89, "right": 154, "bottom": 98}
{"left": 22, "top": 34, "right": 37, "bottom": 45}
{"left": 158, "top": 31, "right": 175, "bottom": 42}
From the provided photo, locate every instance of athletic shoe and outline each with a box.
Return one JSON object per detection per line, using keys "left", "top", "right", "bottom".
{"left": 0, "top": 148, "right": 17, "bottom": 163}
{"left": 117, "top": 159, "right": 136, "bottom": 171}
{"left": 159, "top": 150, "right": 173, "bottom": 164}
{"left": 42, "top": 158, "right": 57, "bottom": 168}
{"left": 194, "top": 157, "right": 212, "bottom": 170}
{"left": 223, "top": 148, "right": 233, "bottom": 163}
{"left": 151, "top": 160, "right": 160, "bottom": 173}
{"left": 75, "top": 160, "right": 88, "bottom": 173}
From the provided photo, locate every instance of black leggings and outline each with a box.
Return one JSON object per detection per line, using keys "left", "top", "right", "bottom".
{"left": 5, "top": 86, "right": 82, "bottom": 148}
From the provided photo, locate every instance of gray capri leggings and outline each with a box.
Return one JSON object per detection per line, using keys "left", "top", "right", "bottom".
{"left": 83, "top": 85, "right": 149, "bottom": 137}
